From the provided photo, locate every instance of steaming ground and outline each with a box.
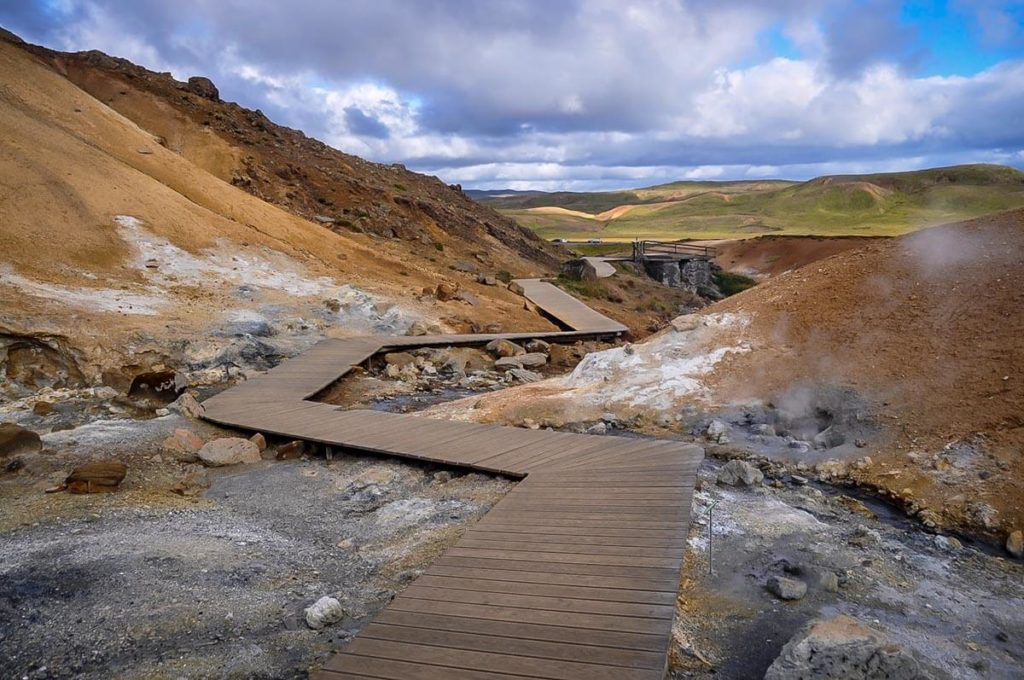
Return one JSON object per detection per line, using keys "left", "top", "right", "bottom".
{"left": 428, "top": 211, "right": 1024, "bottom": 544}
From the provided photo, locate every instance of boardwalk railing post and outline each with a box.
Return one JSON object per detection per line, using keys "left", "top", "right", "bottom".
{"left": 706, "top": 499, "right": 719, "bottom": 576}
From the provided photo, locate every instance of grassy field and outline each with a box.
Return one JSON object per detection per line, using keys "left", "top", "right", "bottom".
{"left": 476, "top": 165, "right": 1024, "bottom": 240}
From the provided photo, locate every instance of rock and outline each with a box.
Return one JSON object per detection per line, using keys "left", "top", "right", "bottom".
{"left": 441, "top": 356, "right": 468, "bottom": 377}
{"left": 933, "top": 535, "right": 962, "bottom": 551}
{"left": 276, "top": 440, "right": 306, "bottom": 460}
{"left": 169, "top": 391, "right": 204, "bottom": 419}
{"left": 187, "top": 76, "right": 220, "bottom": 100}
{"left": 813, "top": 424, "right": 844, "bottom": 450}
{"left": 508, "top": 281, "right": 525, "bottom": 296}
{"left": 324, "top": 298, "right": 341, "bottom": 313}
{"left": 790, "top": 474, "right": 809, "bottom": 486}
{"left": 705, "top": 419, "right": 730, "bottom": 443}
{"left": 717, "top": 459, "right": 763, "bottom": 487}
{"left": 435, "top": 282, "right": 459, "bottom": 301}
{"left": 670, "top": 314, "right": 701, "bottom": 332}
{"left": 384, "top": 352, "right": 416, "bottom": 367}
{"left": 508, "top": 368, "right": 542, "bottom": 383}
{"left": 1007, "top": 530, "right": 1023, "bottom": 558}
{"left": 405, "top": 320, "right": 429, "bottom": 336}
{"left": 32, "top": 401, "right": 53, "bottom": 416}
{"left": 585, "top": 422, "right": 608, "bottom": 435}
{"left": 452, "top": 260, "right": 478, "bottom": 273}
{"left": 524, "top": 339, "right": 551, "bottom": 354}
{"left": 0, "top": 423, "right": 42, "bottom": 458}
{"left": 456, "top": 291, "right": 480, "bottom": 306}
{"left": 170, "top": 464, "right": 210, "bottom": 497}
{"left": 494, "top": 356, "right": 525, "bottom": 370}
{"left": 752, "top": 423, "right": 776, "bottom": 436}
{"left": 432, "top": 470, "right": 453, "bottom": 484}
{"left": 477, "top": 274, "right": 498, "bottom": 286}
{"left": 516, "top": 352, "right": 548, "bottom": 368}
{"left": 65, "top": 462, "right": 127, "bottom": 494}
{"left": 765, "top": 615, "right": 935, "bottom": 680}
{"left": 197, "top": 438, "right": 261, "bottom": 467}
{"left": 486, "top": 339, "right": 525, "bottom": 358}
{"left": 304, "top": 596, "right": 344, "bottom": 630}
{"left": 817, "top": 571, "right": 840, "bottom": 592}
{"left": 766, "top": 575, "right": 807, "bottom": 601}
{"left": 250, "top": 433, "right": 267, "bottom": 451}
{"left": 161, "top": 428, "right": 204, "bottom": 461}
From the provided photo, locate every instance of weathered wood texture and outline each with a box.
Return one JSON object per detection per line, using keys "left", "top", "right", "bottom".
{"left": 201, "top": 280, "right": 699, "bottom": 679}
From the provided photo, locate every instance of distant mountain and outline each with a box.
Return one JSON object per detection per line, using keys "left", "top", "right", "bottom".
{"left": 474, "top": 165, "right": 1024, "bottom": 240}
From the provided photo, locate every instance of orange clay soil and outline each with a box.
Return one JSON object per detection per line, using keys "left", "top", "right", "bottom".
{"left": 709, "top": 210, "right": 1024, "bottom": 537}
{"left": 0, "top": 39, "right": 561, "bottom": 380}
{"left": 713, "top": 235, "right": 888, "bottom": 279}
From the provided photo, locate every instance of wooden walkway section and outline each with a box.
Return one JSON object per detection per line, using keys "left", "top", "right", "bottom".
{"left": 201, "top": 280, "right": 702, "bottom": 680}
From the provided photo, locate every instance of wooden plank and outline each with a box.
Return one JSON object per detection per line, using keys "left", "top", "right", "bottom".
{"left": 360, "top": 621, "right": 665, "bottom": 669}
{"left": 336, "top": 636, "right": 658, "bottom": 680}
{"left": 202, "top": 279, "right": 699, "bottom": 680}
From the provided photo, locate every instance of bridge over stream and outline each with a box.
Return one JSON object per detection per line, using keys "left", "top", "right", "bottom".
{"left": 201, "top": 278, "right": 702, "bottom": 680}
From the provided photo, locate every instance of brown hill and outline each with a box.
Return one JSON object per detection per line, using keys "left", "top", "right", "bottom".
{"left": 431, "top": 210, "right": 1024, "bottom": 540}
{"left": 20, "top": 41, "right": 557, "bottom": 268}
{"left": 0, "top": 35, "right": 560, "bottom": 390}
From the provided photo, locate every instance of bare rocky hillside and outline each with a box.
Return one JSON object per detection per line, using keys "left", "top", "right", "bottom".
{"left": 0, "top": 34, "right": 564, "bottom": 394}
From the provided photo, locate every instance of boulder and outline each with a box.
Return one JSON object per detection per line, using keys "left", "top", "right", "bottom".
{"left": 0, "top": 423, "right": 42, "bottom": 458}
{"left": 197, "top": 438, "right": 261, "bottom": 467}
{"left": 1007, "top": 530, "right": 1023, "bottom": 558}
{"left": 456, "top": 291, "right": 480, "bottom": 306}
{"left": 405, "top": 320, "right": 429, "bottom": 336}
{"left": 716, "top": 459, "right": 763, "bottom": 486}
{"left": 508, "top": 281, "right": 525, "bottom": 296}
{"left": 670, "top": 314, "right": 701, "bottom": 332}
{"left": 706, "top": 419, "right": 730, "bottom": 443}
{"left": 304, "top": 596, "right": 344, "bottom": 630}
{"left": 383, "top": 352, "right": 416, "bottom": 367}
{"left": 435, "top": 282, "right": 459, "bottom": 301}
{"left": 65, "top": 461, "right": 127, "bottom": 493}
{"left": 477, "top": 274, "right": 498, "bottom": 286}
{"left": 585, "top": 422, "right": 608, "bottom": 435}
{"left": 766, "top": 575, "right": 807, "bottom": 601}
{"left": 161, "top": 428, "right": 204, "bottom": 461}
{"left": 276, "top": 440, "right": 306, "bottom": 460}
{"left": 250, "top": 433, "right": 267, "bottom": 452}
{"left": 524, "top": 339, "right": 551, "bottom": 354}
{"left": 486, "top": 339, "right": 525, "bottom": 358}
{"left": 765, "top": 615, "right": 936, "bottom": 680}
{"left": 508, "top": 368, "right": 542, "bottom": 383}
{"left": 32, "top": 401, "right": 53, "bottom": 416}
{"left": 517, "top": 352, "right": 548, "bottom": 368}
{"left": 169, "top": 391, "right": 204, "bottom": 419}
{"left": 452, "top": 260, "right": 478, "bottom": 273}
{"left": 494, "top": 356, "right": 525, "bottom": 370}
{"left": 186, "top": 75, "right": 219, "bottom": 100}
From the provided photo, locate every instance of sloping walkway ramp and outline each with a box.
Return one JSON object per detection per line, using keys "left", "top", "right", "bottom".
{"left": 201, "top": 280, "right": 701, "bottom": 680}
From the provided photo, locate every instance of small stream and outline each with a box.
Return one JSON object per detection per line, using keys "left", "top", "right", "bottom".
{"left": 363, "top": 387, "right": 486, "bottom": 413}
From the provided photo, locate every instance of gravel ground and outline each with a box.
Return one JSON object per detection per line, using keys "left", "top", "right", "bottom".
{"left": 0, "top": 413, "right": 513, "bottom": 680}
{"left": 670, "top": 461, "right": 1024, "bottom": 679}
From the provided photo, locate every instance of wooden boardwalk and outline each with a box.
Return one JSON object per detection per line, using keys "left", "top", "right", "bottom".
{"left": 201, "top": 280, "right": 702, "bottom": 679}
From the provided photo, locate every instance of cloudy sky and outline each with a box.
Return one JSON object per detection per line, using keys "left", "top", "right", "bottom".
{"left": 4, "top": 1, "right": 1024, "bottom": 190}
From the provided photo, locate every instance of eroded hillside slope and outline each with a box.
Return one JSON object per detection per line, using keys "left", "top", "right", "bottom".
{"left": 19, "top": 38, "right": 557, "bottom": 270}
{"left": 431, "top": 211, "right": 1024, "bottom": 540}
{"left": 0, "top": 37, "right": 558, "bottom": 394}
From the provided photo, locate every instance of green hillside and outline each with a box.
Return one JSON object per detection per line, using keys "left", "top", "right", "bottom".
{"left": 476, "top": 164, "right": 1024, "bottom": 240}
